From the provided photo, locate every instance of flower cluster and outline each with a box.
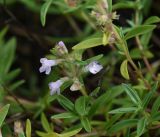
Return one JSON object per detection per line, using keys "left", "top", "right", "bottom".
{"left": 39, "top": 41, "right": 103, "bottom": 95}
{"left": 91, "top": 0, "right": 119, "bottom": 45}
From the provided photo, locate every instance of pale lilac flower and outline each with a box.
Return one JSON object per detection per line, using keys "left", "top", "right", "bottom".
{"left": 85, "top": 61, "right": 103, "bottom": 74}
{"left": 49, "top": 80, "right": 63, "bottom": 95}
{"left": 56, "top": 41, "right": 68, "bottom": 54}
{"left": 39, "top": 58, "right": 57, "bottom": 75}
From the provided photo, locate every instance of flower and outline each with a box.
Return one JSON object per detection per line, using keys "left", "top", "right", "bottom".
{"left": 39, "top": 58, "right": 57, "bottom": 75}
{"left": 49, "top": 80, "right": 63, "bottom": 95}
{"left": 56, "top": 41, "right": 68, "bottom": 55}
{"left": 85, "top": 61, "right": 103, "bottom": 74}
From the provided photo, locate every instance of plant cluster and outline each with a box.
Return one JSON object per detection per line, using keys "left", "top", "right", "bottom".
{"left": 0, "top": 0, "right": 160, "bottom": 137}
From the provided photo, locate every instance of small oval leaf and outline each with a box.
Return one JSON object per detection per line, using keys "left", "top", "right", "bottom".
{"left": 120, "top": 60, "right": 130, "bottom": 80}
{"left": 26, "top": 119, "right": 31, "bottom": 137}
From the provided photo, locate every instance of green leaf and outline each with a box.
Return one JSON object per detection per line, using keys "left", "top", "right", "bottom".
{"left": 75, "top": 54, "right": 103, "bottom": 67}
{"left": 72, "top": 38, "right": 102, "bottom": 50}
{"left": 59, "top": 128, "right": 82, "bottom": 137}
{"left": 75, "top": 96, "right": 88, "bottom": 116}
{"left": 36, "top": 131, "right": 58, "bottom": 137}
{"left": 36, "top": 131, "right": 48, "bottom": 137}
{"left": 89, "top": 87, "right": 100, "bottom": 97}
{"left": 0, "top": 104, "right": 10, "bottom": 127}
{"left": 81, "top": 117, "right": 91, "bottom": 132}
{"left": 113, "top": 1, "right": 136, "bottom": 10}
{"left": 120, "top": 60, "right": 130, "bottom": 80}
{"left": 105, "top": 113, "right": 123, "bottom": 129}
{"left": 130, "top": 48, "right": 153, "bottom": 59}
{"left": 0, "top": 38, "right": 16, "bottom": 77}
{"left": 151, "top": 112, "right": 160, "bottom": 121}
{"left": 86, "top": 54, "right": 103, "bottom": 63}
{"left": 48, "top": 94, "right": 58, "bottom": 104}
{"left": 73, "top": 49, "right": 84, "bottom": 61}
{"left": 109, "top": 107, "right": 137, "bottom": 114}
{"left": 151, "top": 96, "right": 160, "bottom": 116}
{"left": 137, "top": 117, "right": 147, "bottom": 137}
{"left": 122, "top": 84, "right": 142, "bottom": 106}
{"left": 40, "top": 0, "right": 52, "bottom": 26}
{"left": 88, "top": 89, "right": 112, "bottom": 117}
{"left": 108, "top": 119, "right": 138, "bottom": 134}
{"left": 26, "top": 119, "right": 31, "bottom": 137}
{"left": 142, "top": 0, "right": 152, "bottom": 15}
{"left": 51, "top": 112, "right": 76, "bottom": 119}
{"left": 57, "top": 95, "right": 74, "bottom": 112}
{"left": 124, "top": 25, "right": 156, "bottom": 40}
{"left": 102, "top": 33, "right": 108, "bottom": 45}
{"left": 10, "top": 80, "right": 25, "bottom": 90}
{"left": 142, "top": 82, "right": 158, "bottom": 109}
{"left": 140, "top": 32, "right": 152, "bottom": 49}
{"left": 125, "top": 128, "right": 131, "bottom": 137}
{"left": 18, "top": 132, "right": 25, "bottom": 137}
{"left": 3, "top": 68, "right": 21, "bottom": 82}
{"left": 107, "top": 0, "right": 112, "bottom": 12}
{"left": 41, "top": 113, "right": 52, "bottom": 133}
{"left": 144, "top": 16, "right": 160, "bottom": 25}
{"left": 0, "top": 27, "right": 8, "bottom": 45}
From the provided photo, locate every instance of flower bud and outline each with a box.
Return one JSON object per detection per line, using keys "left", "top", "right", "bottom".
{"left": 55, "top": 41, "right": 68, "bottom": 56}
{"left": 64, "top": 0, "right": 77, "bottom": 7}
{"left": 70, "top": 79, "right": 81, "bottom": 91}
{"left": 14, "top": 121, "right": 24, "bottom": 136}
{"left": 112, "top": 12, "right": 120, "bottom": 20}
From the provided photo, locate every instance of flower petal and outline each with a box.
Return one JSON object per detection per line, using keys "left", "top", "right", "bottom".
{"left": 40, "top": 58, "right": 47, "bottom": 63}
{"left": 56, "top": 88, "right": 61, "bottom": 95}
{"left": 39, "top": 66, "right": 46, "bottom": 73}
{"left": 50, "top": 89, "right": 56, "bottom": 95}
{"left": 45, "top": 67, "right": 51, "bottom": 75}
{"left": 86, "top": 61, "right": 103, "bottom": 74}
{"left": 47, "top": 60, "right": 56, "bottom": 66}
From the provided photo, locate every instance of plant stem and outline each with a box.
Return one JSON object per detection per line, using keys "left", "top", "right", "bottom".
{"left": 80, "top": 85, "right": 88, "bottom": 96}
{"left": 81, "top": 11, "right": 97, "bottom": 30}
{"left": 134, "top": 4, "right": 157, "bottom": 81}
{"left": 113, "top": 26, "right": 151, "bottom": 89}
{"left": 65, "top": 14, "right": 82, "bottom": 36}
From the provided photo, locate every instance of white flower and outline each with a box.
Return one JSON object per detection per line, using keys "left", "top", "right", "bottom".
{"left": 85, "top": 61, "right": 103, "bottom": 74}
{"left": 49, "top": 80, "right": 63, "bottom": 95}
{"left": 39, "top": 58, "right": 57, "bottom": 75}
